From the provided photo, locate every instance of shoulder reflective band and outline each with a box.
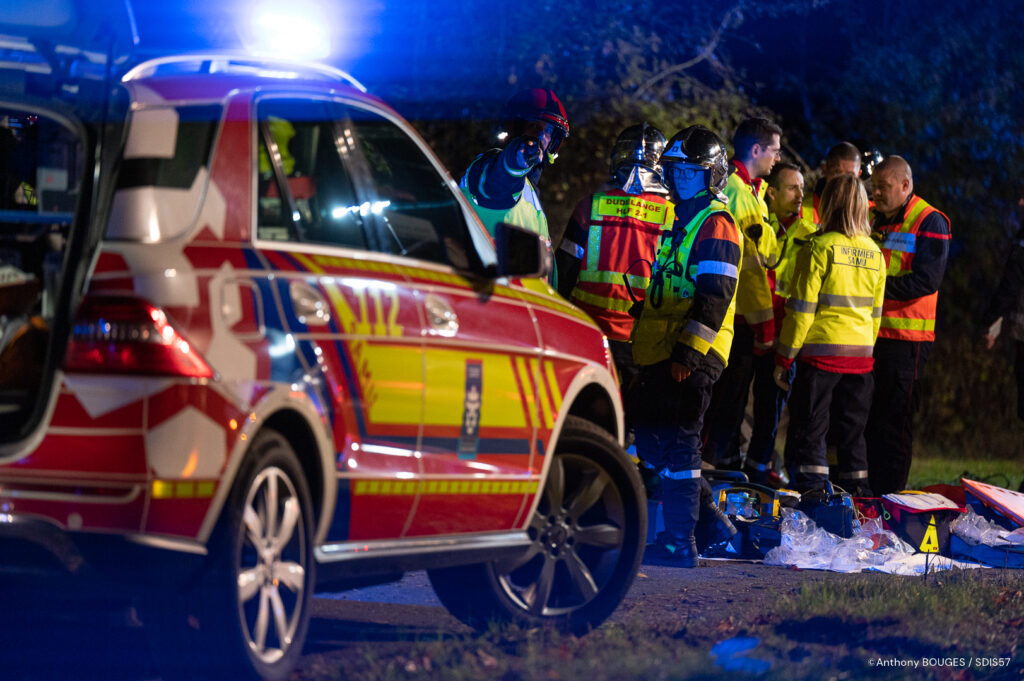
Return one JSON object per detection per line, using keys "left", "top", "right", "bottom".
{"left": 659, "top": 467, "right": 702, "bottom": 480}
{"left": 882, "top": 232, "right": 916, "bottom": 253}
{"left": 593, "top": 195, "right": 671, "bottom": 225}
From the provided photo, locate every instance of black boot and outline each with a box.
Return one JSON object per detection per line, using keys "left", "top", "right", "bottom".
{"left": 695, "top": 478, "right": 737, "bottom": 551}
{"left": 645, "top": 477, "right": 701, "bottom": 568}
{"left": 646, "top": 531, "right": 699, "bottom": 568}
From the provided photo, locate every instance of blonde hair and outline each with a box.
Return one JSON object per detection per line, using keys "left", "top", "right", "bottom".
{"left": 818, "top": 174, "right": 870, "bottom": 237}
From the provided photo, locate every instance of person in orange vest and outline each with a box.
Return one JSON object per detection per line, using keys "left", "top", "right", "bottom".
{"left": 805, "top": 141, "right": 862, "bottom": 223}
{"left": 702, "top": 117, "right": 781, "bottom": 472}
{"left": 556, "top": 123, "right": 673, "bottom": 397}
{"left": 864, "top": 155, "right": 950, "bottom": 495}
{"left": 773, "top": 174, "right": 885, "bottom": 494}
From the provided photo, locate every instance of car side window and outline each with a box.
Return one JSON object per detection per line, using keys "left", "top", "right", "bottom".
{"left": 341, "top": 105, "right": 476, "bottom": 269}
{"left": 255, "top": 98, "right": 369, "bottom": 249}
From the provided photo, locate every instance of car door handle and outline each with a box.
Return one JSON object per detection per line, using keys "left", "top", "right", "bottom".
{"left": 290, "top": 280, "right": 331, "bottom": 326}
{"left": 424, "top": 293, "right": 458, "bottom": 336}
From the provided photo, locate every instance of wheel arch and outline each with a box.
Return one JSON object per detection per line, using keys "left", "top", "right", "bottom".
{"left": 195, "top": 386, "right": 337, "bottom": 547}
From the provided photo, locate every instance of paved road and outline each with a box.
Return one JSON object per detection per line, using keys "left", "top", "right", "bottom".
{"left": 1, "top": 560, "right": 848, "bottom": 681}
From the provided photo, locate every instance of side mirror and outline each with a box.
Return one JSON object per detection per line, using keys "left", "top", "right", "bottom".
{"left": 493, "top": 222, "right": 552, "bottom": 279}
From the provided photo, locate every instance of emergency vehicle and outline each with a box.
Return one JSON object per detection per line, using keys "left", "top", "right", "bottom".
{"left": 0, "top": 5, "right": 645, "bottom": 680}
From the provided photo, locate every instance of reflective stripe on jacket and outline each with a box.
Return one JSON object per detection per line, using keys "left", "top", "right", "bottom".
{"left": 460, "top": 152, "right": 549, "bottom": 240}
{"left": 725, "top": 164, "right": 776, "bottom": 347}
{"left": 631, "top": 201, "right": 740, "bottom": 367}
{"left": 566, "top": 190, "right": 674, "bottom": 340}
{"left": 776, "top": 231, "right": 886, "bottom": 373}
{"left": 874, "top": 195, "right": 950, "bottom": 342}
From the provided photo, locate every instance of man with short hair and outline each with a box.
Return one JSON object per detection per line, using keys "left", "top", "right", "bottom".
{"left": 739, "top": 161, "right": 818, "bottom": 485}
{"left": 702, "top": 117, "right": 781, "bottom": 472}
{"left": 864, "top": 155, "right": 950, "bottom": 495}
{"left": 804, "top": 142, "right": 862, "bottom": 223}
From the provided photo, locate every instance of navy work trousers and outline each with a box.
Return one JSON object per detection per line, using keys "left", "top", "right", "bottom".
{"left": 865, "top": 338, "right": 932, "bottom": 495}
{"left": 785, "top": 362, "right": 873, "bottom": 493}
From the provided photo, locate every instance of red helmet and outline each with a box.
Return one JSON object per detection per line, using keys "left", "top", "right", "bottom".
{"left": 498, "top": 88, "right": 569, "bottom": 163}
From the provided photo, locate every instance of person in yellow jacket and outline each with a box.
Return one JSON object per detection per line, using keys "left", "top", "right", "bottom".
{"left": 631, "top": 125, "right": 741, "bottom": 568}
{"left": 741, "top": 161, "right": 818, "bottom": 486}
{"left": 772, "top": 174, "right": 885, "bottom": 495}
{"left": 702, "top": 117, "right": 781, "bottom": 471}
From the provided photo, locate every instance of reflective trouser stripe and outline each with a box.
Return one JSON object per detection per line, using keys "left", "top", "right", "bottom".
{"left": 839, "top": 470, "right": 869, "bottom": 480}
{"left": 659, "top": 468, "right": 702, "bottom": 480}
{"left": 798, "top": 465, "right": 829, "bottom": 475}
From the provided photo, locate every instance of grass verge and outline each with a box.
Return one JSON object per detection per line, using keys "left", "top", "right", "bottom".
{"left": 306, "top": 570, "right": 1024, "bottom": 681}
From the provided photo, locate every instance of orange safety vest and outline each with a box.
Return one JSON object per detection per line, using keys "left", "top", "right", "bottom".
{"left": 874, "top": 195, "right": 949, "bottom": 342}
{"left": 569, "top": 190, "right": 674, "bottom": 340}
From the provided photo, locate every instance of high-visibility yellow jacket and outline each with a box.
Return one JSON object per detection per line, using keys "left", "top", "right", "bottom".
{"left": 632, "top": 201, "right": 741, "bottom": 369}
{"left": 724, "top": 162, "right": 776, "bottom": 348}
{"left": 776, "top": 230, "right": 885, "bottom": 373}
{"left": 771, "top": 213, "right": 818, "bottom": 301}
{"left": 460, "top": 150, "right": 549, "bottom": 240}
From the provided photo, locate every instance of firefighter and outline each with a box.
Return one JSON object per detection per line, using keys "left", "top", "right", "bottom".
{"left": 864, "top": 156, "right": 950, "bottom": 495}
{"left": 460, "top": 88, "right": 569, "bottom": 241}
{"left": 702, "top": 117, "right": 781, "bottom": 472}
{"left": 805, "top": 142, "right": 862, "bottom": 223}
{"left": 740, "top": 161, "right": 818, "bottom": 486}
{"left": 774, "top": 174, "right": 885, "bottom": 495}
{"left": 556, "top": 122, "right": 672, "bottom": 396}
{"left": 631, "top": 125, "right": 741, "bottom": 567}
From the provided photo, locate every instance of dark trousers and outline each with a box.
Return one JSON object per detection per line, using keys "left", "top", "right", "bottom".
{"left": 785, "top": 362, "right": 873, "bottom": 493}
{"left": 611, "top": 339, "right": 640, "bottom": 439}
{"left": 634, "top": 360, "right": 716, "bottom": 539}
{"left": 702, "top": 325, "right": 789, "bottom": 470}
{"left": 865, "top": 338, "right": 932, "bottom": 495}
{"left": 703, "top": 325, "right": 754, "bottom": 468}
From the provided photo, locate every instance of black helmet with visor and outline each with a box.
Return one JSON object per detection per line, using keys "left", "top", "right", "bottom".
{"left": 661, "top": 125, "right": 729, "bottom": 201}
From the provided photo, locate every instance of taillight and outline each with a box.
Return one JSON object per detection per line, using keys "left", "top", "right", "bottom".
{"left": 64, "top": 296, "right": 214, "bottom": 378}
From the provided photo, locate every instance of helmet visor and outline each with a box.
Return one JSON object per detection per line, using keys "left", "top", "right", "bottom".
{"left": 665, "top": 163, "right": 706, "bottom": 199}
{"left": 518, "top": 120, "right": 566, "bottom": 161}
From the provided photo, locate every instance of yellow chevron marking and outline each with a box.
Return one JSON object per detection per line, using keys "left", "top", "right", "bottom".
{"left": 515, "top": 356, "right": 537, "bottom": 429}
{"left": 544, "top": 360, "right": 563, "bottom": 412}
{"left": 530, "top": 358, "right": 554, "bottom": 429}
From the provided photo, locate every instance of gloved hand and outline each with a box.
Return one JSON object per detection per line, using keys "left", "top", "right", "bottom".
{"left": 507, "top": 136, "right": 543, "bottom": 172}
{"left": 772, "top": 365, "right": 791, "bottom": 391}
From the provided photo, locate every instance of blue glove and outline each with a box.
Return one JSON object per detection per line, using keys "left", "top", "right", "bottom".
{"left": 503, "top": 136, "right": 543, "bottom": 175}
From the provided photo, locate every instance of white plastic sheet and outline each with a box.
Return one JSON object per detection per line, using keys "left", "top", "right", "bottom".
{"left": 951, "top": 507, "right": 1024, "bottom": 546}
{"left": 764, "top": 509, "right": 982, "bottom": 574}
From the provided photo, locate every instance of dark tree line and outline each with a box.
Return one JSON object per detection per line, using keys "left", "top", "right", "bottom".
{"left": 363, "top": 0, "right": 1023, "bottom": 457}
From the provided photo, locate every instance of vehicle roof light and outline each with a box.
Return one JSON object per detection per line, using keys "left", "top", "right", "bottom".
{"left": 241, "top": 1, "right": 331, "bottom": 61}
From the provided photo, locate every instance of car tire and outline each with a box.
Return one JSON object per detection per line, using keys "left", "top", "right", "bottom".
{"left": 429, "top": 415, "right": 646, "bottom": 634}
{"left": 141, "top": 428, "right": 315, "bottom": 681}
